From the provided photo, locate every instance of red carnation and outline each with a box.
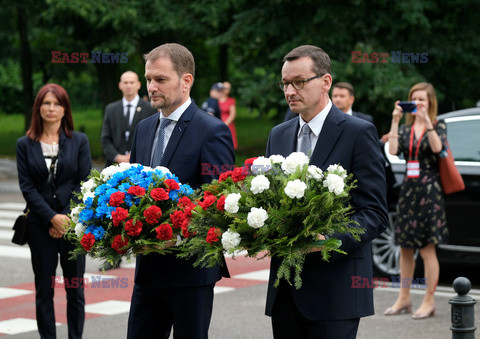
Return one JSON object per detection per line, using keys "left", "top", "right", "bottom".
{"left": 244, "top": 157, "right": 257, "bottom": 170}
{"left": 178, "top": 196, "right": 192, "bottom": 209}
{"left": 151, "top": 188, "right": 169, "bottom": 201}
{"left": 111, "top": 235, "right": 129, "bottom": 254}
{"left": 80, "top": 233, "right": 95, "bottom": 251}
{"left": 181, "top": 224, "right": 193, "bottom": 238}
{"left": 156, "top": 223, "right": 173, "bottom": 240}
{"left": 206, "top": 227, "right": 221, "bottom": 243}
{"left": 218, "top": 171, "right": 233, "bottom": 183}
{"left": 198, "top": 194, "right": 216, "bottom": 210}
{"left": 128, "top": 186, "right": 146, "bottom": 197}
{"left": 184, "top": 203, "right": 196, "bottom": 218}
{"left": 111, "top": 207, "right": 129, "bottom": 226}
{"left": 124, "top": 219, "right": 143, "bottom": 236}
{"left": 109, "top": 192, "right": 125, "bottom": 207}
{"left": 217, "top": 195, "right": 226, "bottom": 211}
{"left": 165, "top": 179, "right": 180, "bottom": 191}
{"left": 143, "top": 205, "right": 162, "bottom": 224}
{"left": 170, "top": 210, "right": 187, "bottom": 228}
{"left": 231, "top": 167, "right": 248, "bottom": 183}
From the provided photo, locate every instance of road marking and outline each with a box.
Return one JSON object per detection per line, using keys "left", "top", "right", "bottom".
{"left": 0, "top": 229, "right": 13, "bottom": 239}
{"left": 85, "top": 300, "right": 131, "bottom": 315}
{"left": 0, "top": 245, "right": 30, "bottom": 259}
{"left": 214, "top": 286, "right": 235, "bottom": 294}
{"left": 0, "top": 287, "right": 33, "bottom": 300}
{"left": 0, "top": 203, "right": 25, "bottom": 211}
{"left": 0, "top": 318, "right": 61, "bottom": 335}
{"left": 0, "top": 210, "right": 21, "bottom": 220}
{"left": 234, "top": 269, "right": 269, "bottom": 281}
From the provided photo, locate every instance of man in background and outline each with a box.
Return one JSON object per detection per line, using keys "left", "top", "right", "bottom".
{"left": 201, "top": 82, "right": 224, "bottom": 119}
{"left": 101, "top": 71, "right": 157, "bottom": 167}
{"left": 332, "top": 82, "right": 374, "bottom": 123}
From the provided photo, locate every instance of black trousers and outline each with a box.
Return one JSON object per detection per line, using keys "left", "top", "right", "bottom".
{"left": 127, "top": 283, "right": 215, "bottom": 339}
{"left": 271, "top": 283, "right": 360, "bottom": 339}
{"left": 27, "top": 224, "right": 85, "bottom": 339}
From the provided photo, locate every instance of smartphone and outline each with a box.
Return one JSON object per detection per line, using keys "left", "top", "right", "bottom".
{"left": 398, "top": 101, "right": 417, "bottom": 113}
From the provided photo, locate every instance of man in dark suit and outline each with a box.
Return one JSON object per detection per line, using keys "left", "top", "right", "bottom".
{"left": 126, "top": 43, "right": 235, "bottom": 339}
{"left": 101, "top": 71, "right": 157, "bottom": 167}
{"left": 332, "top": 82, "right": 374, "bottom": 123}
{"left": 266, "top": 45, "right": 388, "bottom": 338}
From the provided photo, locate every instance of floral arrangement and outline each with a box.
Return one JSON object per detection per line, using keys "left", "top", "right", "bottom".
{"left": 178, "top": 153, "right": 363, "bottom": 289}
{"left": 66, "top": 163, "right": 195, "bottom": 266}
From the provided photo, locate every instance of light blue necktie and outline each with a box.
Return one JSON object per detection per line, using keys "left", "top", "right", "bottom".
{"left": 299, "top": 123, "right": 312, "bottom": 155}
{"left": 150, "top": 118, "right": 171, "bottom": 167}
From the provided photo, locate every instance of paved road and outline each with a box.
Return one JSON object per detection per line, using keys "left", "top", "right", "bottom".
{"left": 1, "top": 158, "right": 479, "bottom": 338}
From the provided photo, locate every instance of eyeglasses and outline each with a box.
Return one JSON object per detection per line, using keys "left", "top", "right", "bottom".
{"left": 278, "top": 74, "right": 324, "bottom": 91}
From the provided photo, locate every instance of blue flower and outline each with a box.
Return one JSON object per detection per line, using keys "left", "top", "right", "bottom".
{"left": 85, "top": 225, "right": 106, "bottom": 240}
{"left": 179, "top": 184, "right": 194, "bottom": 196}
{"left": 79, "top": 208, "right": 94, "bottom": 223}
{"left": 169, "top": 190, "right": 179, "bottom": 201}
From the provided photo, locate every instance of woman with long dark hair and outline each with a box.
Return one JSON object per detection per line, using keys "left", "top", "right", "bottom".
{"left": 16, "top": 83, "right": 91, "bottom": 338}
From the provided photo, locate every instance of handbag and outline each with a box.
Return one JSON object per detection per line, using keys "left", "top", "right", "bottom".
{"left": 438, "top": 142, "right": 465, "bottom": 194}
{"left": 12, "top": 209, "right": 29, "bottom": 245}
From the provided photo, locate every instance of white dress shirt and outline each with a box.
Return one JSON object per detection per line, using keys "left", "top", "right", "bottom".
{"left": 297, "top": 99, "right": 332, "bottom": 153}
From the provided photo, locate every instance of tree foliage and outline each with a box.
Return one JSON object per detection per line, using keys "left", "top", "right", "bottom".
{"left": 2, "top": 0, "right": 479, "bottom": 134}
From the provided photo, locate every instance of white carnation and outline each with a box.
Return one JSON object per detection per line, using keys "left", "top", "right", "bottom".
{"left": 83, "top": 191, "right": 95, "bottom": 203}
{"left": 224, "top": 193, "right": 242, "bottom": 213}
{"left": 118, "top": 162, "right": 134, "bottom": 171}
{"left": 323, "top": 173, "right": 345, "bottom": 195}
{"left": 153, "top": 166, "right": 171, "bottom": 175}
{"left": 326, "top": 164, "right": 347, "bottom": 179}
{"left": 284, "top": 179, "right": 307, "bottom": 199}
{"left": 250, "top": 175, "right": 270, "bottom": 194}
{"left": 75, "top": 223, "right": 86, "bottom": 237}
{"left": 221, "top": 230, "right": 241, "bottom": 251}
{"left": 281, "top": 152, "right": 310, "bottom": 175}
{"left": 269, "top": 154, "right": 286, "bottom": 164}
{"left": 71, "top": 206, "right": 82, "bottom": 224}
{"left": 247, "top": 207, "right": 268, "bottom": 228}
{"left": 307, "top": 165, "right": 323, "bottom": 181}
{"left": 81, "top": 178, "right": 96, "bottom": 196}
{"left": 100, "top": 165, "right": 120, "bottom": 180}
{"left": 251, "top": 156, "right": 272, "bottom": 174}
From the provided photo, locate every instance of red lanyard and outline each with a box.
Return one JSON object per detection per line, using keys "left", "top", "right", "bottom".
{"left": 408, "top": 123, "right": 425, "bottom": 160}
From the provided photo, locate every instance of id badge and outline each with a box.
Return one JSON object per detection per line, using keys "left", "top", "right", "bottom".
{"left": 406, "top": 160, "right": 420, "bottom": 178}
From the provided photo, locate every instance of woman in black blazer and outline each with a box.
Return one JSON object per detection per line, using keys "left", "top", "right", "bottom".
{"left": 16, "top": 83, "right": 92, "bottom": 339}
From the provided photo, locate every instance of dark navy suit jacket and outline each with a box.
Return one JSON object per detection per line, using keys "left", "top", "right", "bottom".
{"left": 352, "top": 110, "right": 374, "bottom": 124}
{"left": 16, "top": 131, "right": 92, "bottom": 228}
{"left": 130, "top": 101, "right": 235, "bottom": 287}
{"left": 101, "top": 98, "right": 157, "bottom": 166}
{"left": 265, "top": 105, "right": 388, "bottom": 320}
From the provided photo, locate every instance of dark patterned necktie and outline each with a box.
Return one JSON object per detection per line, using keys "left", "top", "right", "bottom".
{"left": 150, "top": 118, "right": 172, "bottom": 167}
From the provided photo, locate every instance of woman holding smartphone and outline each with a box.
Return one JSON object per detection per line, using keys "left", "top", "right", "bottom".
{"left": 384, "top": 82, "right": 447, "bottom": 319}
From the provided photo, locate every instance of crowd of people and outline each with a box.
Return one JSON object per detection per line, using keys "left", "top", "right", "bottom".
{"left": 16, "top": 42, "right": 448, "bottom": 339}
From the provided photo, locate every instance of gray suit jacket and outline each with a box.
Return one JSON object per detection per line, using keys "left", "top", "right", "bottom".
{"left": 101, "top": 98, "right": 157, "bottom": 166}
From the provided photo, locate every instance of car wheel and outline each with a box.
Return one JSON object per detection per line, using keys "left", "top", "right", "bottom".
{"left": 372, "top": 212, "right": 419, "bottom": 277}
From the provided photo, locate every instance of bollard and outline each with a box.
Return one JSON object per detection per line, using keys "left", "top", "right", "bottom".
{"left": 449, "top": 277, "right": 476, "bottom": 339}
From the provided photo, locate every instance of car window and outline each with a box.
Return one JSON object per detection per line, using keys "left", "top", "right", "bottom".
{"left": 446, "top": 117, "right": 480, "bottom": 162}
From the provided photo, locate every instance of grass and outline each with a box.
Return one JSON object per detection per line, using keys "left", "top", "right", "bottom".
{"left": 0, "top": 107, "right": 277, "bottom": 166}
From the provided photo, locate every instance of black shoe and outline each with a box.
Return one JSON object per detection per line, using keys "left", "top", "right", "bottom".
{"left": 100, "top": 259, "right": 121, "bottom": 271}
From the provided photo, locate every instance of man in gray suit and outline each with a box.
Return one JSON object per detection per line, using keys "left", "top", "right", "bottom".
{"left": 331, "top": 82, "right": 374, "bottom": 123}
{"left": 101, "top": 71, "right": 157, "bottom": 166}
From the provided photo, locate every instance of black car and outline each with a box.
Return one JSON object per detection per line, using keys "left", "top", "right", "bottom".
{"left": 372, "top": 107, "right": 480, "bottom": 276}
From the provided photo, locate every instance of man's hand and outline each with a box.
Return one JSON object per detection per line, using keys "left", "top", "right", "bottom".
{"left": 50, "top": 214, "right": 69, "bottom": 235}
{"left": 310, "top": 234, "right": 326, "bottom": 253}
{"left": 114, "top": 154, "right": 130, "bottom": 163}
{"left": 49, "top": 226, "right": 64, "bottom": 239}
